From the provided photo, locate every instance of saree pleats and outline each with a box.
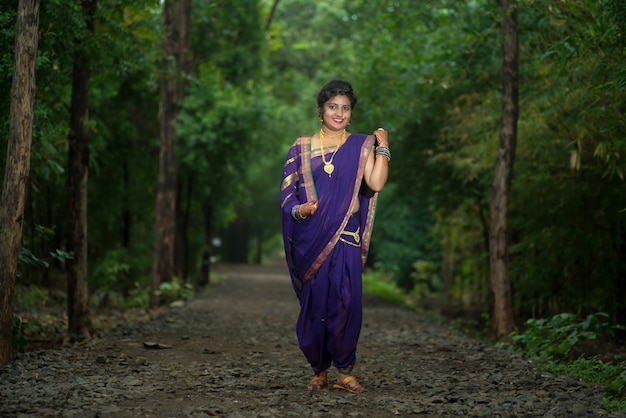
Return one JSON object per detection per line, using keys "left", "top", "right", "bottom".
{"left": 296, "top": 214, "right": 363, "bottom": 372}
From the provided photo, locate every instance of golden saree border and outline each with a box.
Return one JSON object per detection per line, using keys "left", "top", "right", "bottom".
{"left": 299, "top": 135, "right": 317, "bottom": 201}
{"left": 360, "top": 135, "right": 378, "bottom": 265}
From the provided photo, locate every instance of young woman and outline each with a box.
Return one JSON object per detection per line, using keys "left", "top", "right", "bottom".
{"left": 280, "top": 79, "right": 390, "bottom": 393}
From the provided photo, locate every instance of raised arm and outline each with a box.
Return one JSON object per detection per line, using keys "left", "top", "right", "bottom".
{"left": 363, "top": 128, "right": 390, "bottom": 192}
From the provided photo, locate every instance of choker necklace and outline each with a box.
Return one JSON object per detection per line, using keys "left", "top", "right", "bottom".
{"left": 319, "top": 129, "right": 347, "bottom": 176}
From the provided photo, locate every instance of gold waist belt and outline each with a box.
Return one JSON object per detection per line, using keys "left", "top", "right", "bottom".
{"left": 339, "top": 226, "right": 361, "bottom": 247}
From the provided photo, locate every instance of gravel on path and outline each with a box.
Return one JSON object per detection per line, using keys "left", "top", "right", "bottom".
{"left": 1, "top": 263, "right": 623, "bottom": 418}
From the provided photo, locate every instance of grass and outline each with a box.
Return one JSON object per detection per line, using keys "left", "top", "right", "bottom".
{"left": 362, "top": 269, "right": 409, "bottom": 307}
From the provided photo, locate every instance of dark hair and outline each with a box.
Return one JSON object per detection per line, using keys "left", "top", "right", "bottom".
{"left": 316, "top": 79, "right": 358, "bottom": 109}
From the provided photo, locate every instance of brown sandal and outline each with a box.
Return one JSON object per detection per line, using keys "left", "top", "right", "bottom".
{"left": 333, "top": 375, "right": 366, "bottom": 393}
{"left": 307, "top": 372, "right": 328, "bottom": 390}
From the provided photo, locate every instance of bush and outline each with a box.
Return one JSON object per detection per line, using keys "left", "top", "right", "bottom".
{"left": 512, "top": 312, "right": 622, "bottom": 362}
{"left": 155, "top": 276, "right": 194, "bottom": 304}
{"left": 510, "top": 312, "right": 626, "bottom": 412}
{"left": 362, "top": 269, "right": 408, "bottom": 306}
{"left": 14, "top": 285, "right": 49, "bottom": 313}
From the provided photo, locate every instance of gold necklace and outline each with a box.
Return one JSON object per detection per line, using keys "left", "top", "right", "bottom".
{"left": 319, "top": 129, "right": 347, "bottom": 176}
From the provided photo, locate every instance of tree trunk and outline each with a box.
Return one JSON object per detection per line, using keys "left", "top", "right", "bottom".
{"left": 175, "top": 174, "right": 194, "bottom": 280}
{"left": 489, "top": 0, "right": 519, "bottom": 343}
{"left": 151, "top": 0, "right": 192, "bottom": 307}
{"left": 199, "top": 200, "right": 213, "bottom": 288}
{"left": 66, "top": 0, "right": 96, "bottom": 341}
{"left": 0, "top": 0, "right": 40, "bottom": 366}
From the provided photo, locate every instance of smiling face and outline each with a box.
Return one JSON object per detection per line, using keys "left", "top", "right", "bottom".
{"left": 319, "top": 95, "right": 352, "bottom": 132}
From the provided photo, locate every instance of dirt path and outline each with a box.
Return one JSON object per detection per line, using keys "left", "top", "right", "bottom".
{"left": 0, "top": 263, "right": 622, "bottom": 417}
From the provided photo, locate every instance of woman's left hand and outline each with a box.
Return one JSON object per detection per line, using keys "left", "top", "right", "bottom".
{"left": 374, "top": 128, "right": 389, "bottom": 148}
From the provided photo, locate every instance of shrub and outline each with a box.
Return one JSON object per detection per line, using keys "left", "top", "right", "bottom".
{"left": 155, "top": 276, "right": 194, "bottom": 304}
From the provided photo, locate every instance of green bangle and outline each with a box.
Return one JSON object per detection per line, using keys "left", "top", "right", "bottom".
{"left": 291, "top": 205, "right": 306, "bottom": 220}
{"left": 375, "top": 146, "right": 391, "bottom": 161}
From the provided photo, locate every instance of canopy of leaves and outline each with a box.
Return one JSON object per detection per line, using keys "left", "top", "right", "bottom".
{"left": 2, "top": 0, "right": 625, "bottom": 325}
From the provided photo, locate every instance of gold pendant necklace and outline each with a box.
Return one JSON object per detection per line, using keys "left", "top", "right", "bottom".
{"left": 319, "top": 129, "right": 347, "bottom": 176}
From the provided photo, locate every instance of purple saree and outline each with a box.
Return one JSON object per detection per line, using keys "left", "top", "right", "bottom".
{"left": 280, "top": 133, "right": 378, "bottom": 372}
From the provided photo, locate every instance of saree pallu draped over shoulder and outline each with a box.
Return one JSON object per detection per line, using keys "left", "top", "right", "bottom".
{"left": 280, "top": 133, "right": 378, "bottom": 299}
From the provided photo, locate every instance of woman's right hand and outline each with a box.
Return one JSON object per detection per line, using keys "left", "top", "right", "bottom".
{"left": 300, "top": 199, "right": 319, "bottom": 217}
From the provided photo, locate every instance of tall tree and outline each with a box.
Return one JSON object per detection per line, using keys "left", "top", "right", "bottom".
{"left": 151, "top": 0, "right": 191, "bottom": 306}
{"left": 489, "top": 0, "right": 518, "bottom": 342}
{"left": 0, "top": 0, "right": 41, "bottom": 366}
{"left": 66, "top": 0, "right": 97, "bottom": 340}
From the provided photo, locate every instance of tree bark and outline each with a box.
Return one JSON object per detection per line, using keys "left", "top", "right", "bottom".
{"left": 199, "top": 200, "right": 213, "bottom": 288}
{"left": 489, "top": 0, "right": 519, "bottom": 342}
{"left": 0, "top": 0, "right": 40, "bottom": 366}
{"left": 265, "top": 0, "right": 280, "bottom": 30}
{"left": 175, "top": 175, "right": 194, "bottom": 280}
{"left": 66, "top": 0, "right": 96, "bottom": 340}
{"left": 151, "top": 0, "right": 192, "bottom": 307}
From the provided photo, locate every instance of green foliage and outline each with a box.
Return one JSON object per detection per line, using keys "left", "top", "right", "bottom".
{"left": 362, "top": 270, "right": 408, "bottom": 307}
{"left": 18, "top": 224, "right": 74, "bottom": 280}
{"left": 3, "top": 0, "right": 626, "bottom": 348}
{"left": 512, "top": 312, "right": 624, "bottom": 361}
{"left": 547, "top": 357, "right": 626, "bottom": 403}
{"left": 91, "top": 281, "right": 149, "bottom": 310}
{"left": 14, "top": 285, "right": 49, "bottom": 313}
{"left": 193, "top": 0, "right": 264, "bottom": 84}
{"left": 84, "top": 1, "right": 161, "bottom": 288}
{"left": 89, "top": 246, "right": 154, "bottom": 309}
{"left": 410, "top": 260, "right": 442, "bottom": 296}
{"left": 18, "top": 248, "right": 51, "bottom": 270}
{"left": 90, "top": 246, "right": 131, "bottom": 291}
{"left": 154, "top": 276, "right": 193, "bottom": 304}
{"left": 0, "top": 4, "right": 17, "bottom": 157}
{"left": 501, "top": 0, "right": 626, "bottom": 319}
{"left": 334, "top": 0, "right": 626, "bottom": 324}
{"left": 367, "top": 186, "right": 435, "bottom": 290}
{"left": 126, "top": 282, "right": 150, "bottom": 310}
{"left": 603, "top": 394, "right": 626, "bottom": 414}
{"left": 511, "top": 312, "right": 626, "bottom": 412}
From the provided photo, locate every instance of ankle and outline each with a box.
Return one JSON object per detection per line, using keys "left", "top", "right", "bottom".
{"left": 337, "top": 366, "right": 353, "bottom": 376}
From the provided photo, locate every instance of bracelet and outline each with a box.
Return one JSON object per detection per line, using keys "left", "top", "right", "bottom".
{"left": 375, "top": 146, "right": 391, "bottom": 161}
{"left": 291, "top": 205, "right": 307, "bottom": 220}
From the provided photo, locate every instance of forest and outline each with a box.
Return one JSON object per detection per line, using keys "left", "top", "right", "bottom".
{"left": 1, "top": 0, "right": 626, "bottom": 366}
